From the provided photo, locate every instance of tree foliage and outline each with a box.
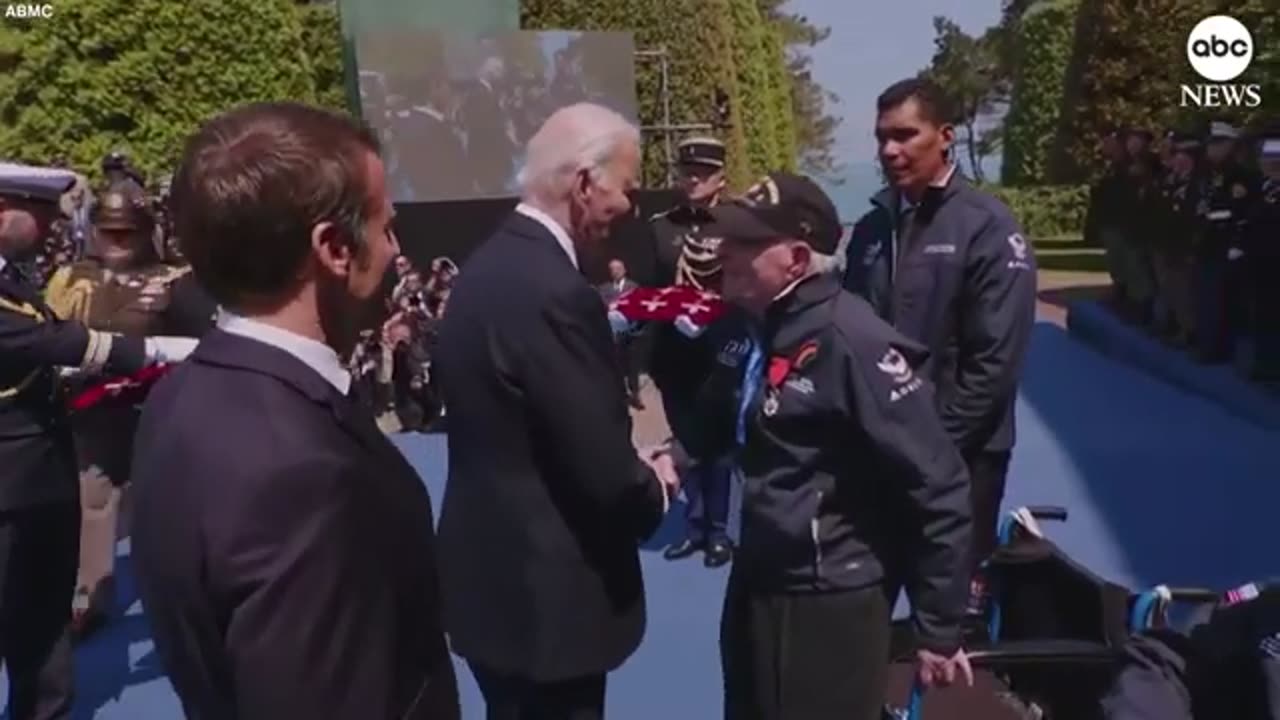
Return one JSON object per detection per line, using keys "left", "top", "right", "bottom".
{"left": 756, "top": 0, "right": 841, "bottom": 180}
{"left": 298, "top": 1, "right": 346, "bottom": 112}
{"left": 727, "top": 0, "right": 783, "bottom": 177}
{"left": 1001, "top": 0, "right": 1079, "bottom": 185}
{"left": 522, "top": 0, "right": 772, "bottom": 188}
{"left": 0, "top": 0, "right": 331, "bottom": 183}
{"left": 1046, "top": 0, "right": 1275, "bottom": 183}
{"left": 920, "top": 18, "right": 1008, "bottom": 184}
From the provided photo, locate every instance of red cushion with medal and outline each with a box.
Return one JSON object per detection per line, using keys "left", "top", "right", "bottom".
{"left": 610, "top": 285, "right": 727, "bottom": 326}
{"left": 68, "top": 363, "right": 172, "bottom": 413}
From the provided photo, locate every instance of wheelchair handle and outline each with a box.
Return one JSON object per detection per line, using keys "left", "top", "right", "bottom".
{"left": 1024, "top": 505, "right": 1068, "bottom": 522}
{"left": 1131, "top": 585, "right": 1220, "bottom": 632}
{"left": 1165, "top": 587, "right": 1219, "bottom": 603}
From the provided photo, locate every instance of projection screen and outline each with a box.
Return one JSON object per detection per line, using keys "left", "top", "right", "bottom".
{"left": 356, "top": 30, "right": 639, "bottom": 203}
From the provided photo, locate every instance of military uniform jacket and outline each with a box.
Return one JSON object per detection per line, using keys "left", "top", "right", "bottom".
{"left": 1155, "top": 171, "right": 1202, "bottom": 252}
{"left": 0, "top": 266, "right": 146, "bottom": 509}
{"left": 648, "top": 204, "right": 726, "bottom": 436}
{"left": 43, "top": 258, "right": 215, "bottom": 479}
{"left": 1197, "top": 164, "right": 1262, "bottom": 254}
{"left": 44, "top": 259, "right": 216, "bottom": 340}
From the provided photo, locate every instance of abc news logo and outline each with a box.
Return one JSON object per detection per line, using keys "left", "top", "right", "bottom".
{"left": 1180, "top": 15, "right": 1262, "bottom": 108}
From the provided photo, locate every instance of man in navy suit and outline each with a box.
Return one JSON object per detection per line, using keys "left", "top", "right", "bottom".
{"left": 130, "top": 102, "right": 459, "bottom": 720}
{"left": 434, "top": 103, "right": 681, "bottom": 719}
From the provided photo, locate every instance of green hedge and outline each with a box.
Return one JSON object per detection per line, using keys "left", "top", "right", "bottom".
{"left": 986, "top": 184, "right": 1089, "bottom": 239}
{"left": 299, "top": 2, "right": 346, "bottom": 113}
{"left": 1001, "top": 0, "right": 1077, "bottom": 186}
{"left": 0, "top": 0, "right": 333, "bottom": 183}
{"left": 522, "top": 0, "right": 792, "bottom": 189}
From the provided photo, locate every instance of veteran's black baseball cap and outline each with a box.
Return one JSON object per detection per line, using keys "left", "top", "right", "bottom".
{"left": 706, "top": 172, "right": 842, "bottom": 254}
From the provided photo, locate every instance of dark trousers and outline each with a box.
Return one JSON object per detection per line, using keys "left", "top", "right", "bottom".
{"left": 617, "top": 337, "right": 641, "bottom": 398}
{"left": 470, "top": 663, "right": 606, "bottom": 720}
{"left": 1195, "top": 252, "right": 1232, "bottom": 362}
{"left": 966, "top": 450, "right": 1011, "bottom": 573}
{"left": 0, "top": 502, "right": 78, "bottom": 720}
{"left": 684, "top": 459, "right": 731, "bottom": 544}
{"left": 721, "top": 575, "right": 892, "bottom": 720}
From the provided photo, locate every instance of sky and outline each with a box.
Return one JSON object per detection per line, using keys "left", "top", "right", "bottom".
{"left": 787, "top": 0, "right": 1003, "bottom": 168}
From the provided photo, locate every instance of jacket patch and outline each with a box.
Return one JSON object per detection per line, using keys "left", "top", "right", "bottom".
{"left": 717, "top": 338, "right": 749, "bottom": 367}
{"left": 877, "top": 347, "right": 924, "bottom": 403}
{"left": 1007, "top": 233, "right": 1032, "bottom": 270}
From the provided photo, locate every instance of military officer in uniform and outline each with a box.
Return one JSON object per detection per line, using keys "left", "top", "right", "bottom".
{"left": 1194, "top": 121, "right": 1258, "bottom": 363}
{"left": 44, "top": 179, "right": 216, "bottom": 639}
{"left": 0, "top": 165, "right": 195, "bottom": 719}
{"left": 648, "top": 137, "right": 734, "bottom": 567}
{"left": 1151, "top": 132, "right": 1202, "bottom": 345}
{"left": 1241, "top": 129, "right": 1280, "bottom": 378}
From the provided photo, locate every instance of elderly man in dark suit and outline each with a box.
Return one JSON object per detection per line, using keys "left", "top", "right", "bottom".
{"left": 129, "top": 102, "right": 459, "bottom": 720}
{"left": 434, "top": 102, "right": 681, "bottom": 719}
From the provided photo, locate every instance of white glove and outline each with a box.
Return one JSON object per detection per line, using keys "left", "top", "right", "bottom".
{"left": 674, "top": 315, "right": 706, "bottom": 339}
{"left": 607, "top": 309, "right": 634, "bottom": 335}
{"left": 145, "top": 336, "right": 199, "bottom": 364}
{"left": 1227, "top": 247, "right": 1245, "bottom": 261}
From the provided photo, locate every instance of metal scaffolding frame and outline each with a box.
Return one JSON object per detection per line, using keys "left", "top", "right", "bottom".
{"left": 634, "top": 47, "right": 718, "bottom": 188}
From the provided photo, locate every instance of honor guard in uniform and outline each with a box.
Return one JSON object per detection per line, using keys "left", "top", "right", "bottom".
{"left": 1194, "top": 121, "right": 1259, "bottom": 363}
{"left": 1240, "top": 130, "right": 1280, "bottom": 378}
{"left": 1151, "top": 132, "right": 1202, "bottom": 344}
{"left": 0, "top": 164, "right": 196, "bottom": 719}
{"left": 43, "top": 178, "right": 216, "bottom": 639}
{"left": 648, "top": 137, "right": 734, "bottom": 567}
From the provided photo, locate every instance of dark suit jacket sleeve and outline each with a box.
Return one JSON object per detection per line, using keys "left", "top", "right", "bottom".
{"left": 223, "top": 455, "right": 420, "bottom": 720}
{"left": 522, "top": 284, "right": 667, "bottom": 541}
{"left": 0, "top": 294, "right": 146, "bottom": 374}
{"left": 163, "top": 274, "right": 218, "bottom": 338}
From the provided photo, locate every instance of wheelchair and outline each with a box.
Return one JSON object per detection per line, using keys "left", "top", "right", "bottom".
{"left": 885, "top": 505, "right": 1219, "bottom": 720}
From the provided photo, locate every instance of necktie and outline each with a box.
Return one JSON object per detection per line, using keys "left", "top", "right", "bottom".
{"left": 735, "top": 330, "right": 764, "bottom": 447}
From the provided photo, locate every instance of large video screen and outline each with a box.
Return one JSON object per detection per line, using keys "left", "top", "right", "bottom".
{"left": 355, "top": 30, "right": 638, "bottom": 203}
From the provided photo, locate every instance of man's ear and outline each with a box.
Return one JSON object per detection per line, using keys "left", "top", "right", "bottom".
{"left": 573, "top": 168, "right": 593, "bottom": 203}
{"left": 311, "top": 221, "right": 352, "bottom": 277}
{"left": 939, "top": 122, "right": 957, "bottom": 155}
{"left": 790, "top": 241, "right": 812, "bottom": 277}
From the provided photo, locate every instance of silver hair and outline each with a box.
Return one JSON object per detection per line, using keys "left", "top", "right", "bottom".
{"left": 807, "top": 251, "right": 841, "bottom": 276}
{"left": 516, "top": 103, "right": 640, "bottom": 203}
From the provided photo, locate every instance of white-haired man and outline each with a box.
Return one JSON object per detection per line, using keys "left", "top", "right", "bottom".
{"left": 435, "top": 103, "right": 681, "bottom": 719}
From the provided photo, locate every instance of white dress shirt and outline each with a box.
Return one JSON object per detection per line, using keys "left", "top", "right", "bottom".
{"left": 217, "top": 310, "right": 351, "bottom": 395}
{"left": 516, "top": 202, "right": 578, "bottom": 270}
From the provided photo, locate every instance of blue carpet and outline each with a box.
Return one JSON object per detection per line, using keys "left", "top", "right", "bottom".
{"left": 6, "top": 321, "right": 1279, "bottom": 719}
{"left": 1066, "top": 299, "right": 1280, "bottom": 430}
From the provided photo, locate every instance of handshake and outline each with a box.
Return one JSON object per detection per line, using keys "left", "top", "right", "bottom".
{"left": 639, "top": 440, "right": 689, "bottom": 509}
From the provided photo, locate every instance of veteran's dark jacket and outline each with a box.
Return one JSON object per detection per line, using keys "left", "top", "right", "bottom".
{"left": 842, "top": 174, "right": 1037, "bottom": 455}
{"left": 688, "top": 273, "right": 972, "bottom": 654}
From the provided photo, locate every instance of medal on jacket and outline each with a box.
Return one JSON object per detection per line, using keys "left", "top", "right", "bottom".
{"left": 760, "top": 340, "right": 820, "bottom": 418}
{"left": 762, "top": 389, "right": 780, "bottom": 417}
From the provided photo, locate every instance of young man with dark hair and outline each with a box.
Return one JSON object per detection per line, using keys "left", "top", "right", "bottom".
{"left": 843, "top": 77, "right": 1038, "bottom": 596}
{"left": 130, "top": 101, "right": 459, "bottom": 720}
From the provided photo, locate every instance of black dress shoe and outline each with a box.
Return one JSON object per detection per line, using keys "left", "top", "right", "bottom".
{"left": 663, "top": 539, "right": 701, "bottom": 560}
{"left": 704, "top": 539, "right": 733, "bottom": 568}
